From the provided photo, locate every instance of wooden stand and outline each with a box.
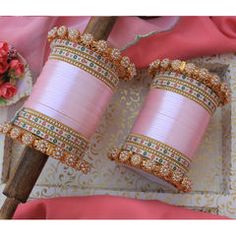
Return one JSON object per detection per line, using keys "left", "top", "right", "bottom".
{"left": 0, "top": 16, "right": 117, "bottom": 219}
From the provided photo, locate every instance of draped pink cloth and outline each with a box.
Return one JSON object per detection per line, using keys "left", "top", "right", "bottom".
{"left": 13, "top": 196, "right": 226, "bottom": 219}
{"left": 1, "top": 16, "right": 236, "bottom": 219}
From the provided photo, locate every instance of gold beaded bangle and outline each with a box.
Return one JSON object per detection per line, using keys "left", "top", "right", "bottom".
{"left": 148, "top": 59, "right": 231, "bottom": 106}
{"left": 48, "top": 26, "right": 137, "bottom": 81}
{"left": 49, "top": 52, "right": 119, "bottom": 91}
{"left": 107, "top": 133, "right": 193, "bottom": 192}
{"left": 50, "top": 45, "right": 119, "bottom": 90}
{"left": 16, "top": 116, "right": 85, "bottom": 154}
{"left": 124, "top": 142, "right": 189, "bottom": 174}
{"left": 0, "top": 122, "right": 91, "bottom": 174}
{"left": 52, "top": 45, "right": 118, "bottom": 80}
{"left": 153, "top": 74, "right": 219, "bottom": 107}
{"left": 108, "top": 147, "right": 192, "bottom": 192}
{"left": 20, "top": 108, "right": 88, "bottom": 143}
{"left": 1, "top": 107, "right": 92, "bottom": 173}
{"left": 151, "top": 71, "right": 220, "bottom": 114}
{"left": 51, "top": 39, "right": 116, "bottom": 73}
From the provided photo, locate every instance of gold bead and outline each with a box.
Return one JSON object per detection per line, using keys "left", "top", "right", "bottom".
{"left": 121, "top": 56, "right": 130, "bottom": 68}
{"left": 34, "top": 140, "right": 49, "bottom": 153}
{"left": 77, "top": 160, "right": 91, "bottom": 174}
{"left": 142, "top": 159, "right": 154, "bottom": 171}
{"left": 179, "top": 61, "right": 186, "bottom": 72}
{"left": 96, "top": 40, "right": 108, "bottom": 52}
{"left": 68, "top": 28, "right": 80, "bottom": 41}
{"left": 10, "top": 127, "right": 21, "bottom": 139}
{"left": 119, "top": 151, "right": 130, "bottom": 162}
{"left": 2, "top": 123, "right": 12, "bottom": 134}
{"left": 21, "top": 133, "right": 34, "bottom": 145}
{"left": 130, "top": 154, "right": 142, "bottom": 166}
{"left": 52, "top": 147, "right": 64, "bottom": 160}
{"left": 182, "top": 177, "right": 192, "bottom": 192}
{"left": 171, "top": 60, "right": 181, "bottom": 71}
{"left": 160, "top": 58, "right": 170, "bottom": 69}
{"left": 48, "top": 27, "right": 58, "bottom": 41}
{"left": 108, "top": 147, "right": 120, "bottom": 160}
{"left": 111, "top": 48, "right": 121, "bottom": 60}
{"left": 65, "top": 154, "right": 77, "bottom": 166}
{"left": 81, "top": 33, "right": 93, "bottom": 45}
{"left": 57, "top": 26, "right": 67, "bottom": 38}
{"left": 184, "top": 63, "right": 195, "bottom": 75}
{"left": 172, "top": 170, "right": 183, "bottom": 182}
{"left": 160, "top": 164, "right": 170, "bottom": 177}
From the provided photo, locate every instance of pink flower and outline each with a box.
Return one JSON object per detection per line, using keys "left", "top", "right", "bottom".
{"left": 10, "top": 59, "right": 24, "bottom": 76}
{"left": 0, "top": 42, "right": 9, "bottom": 74}
{"left": 0, "top": 42, "right": 9, "bottom": 58}
{"left": 0, "top": 82, "right": 17, "bottom": 99}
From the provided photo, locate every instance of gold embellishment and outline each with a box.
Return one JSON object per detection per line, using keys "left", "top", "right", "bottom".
{"left": 154, "top": 73, "right": 219, "bottom": 107}
{"left": 151, "top": 72, "right": 220, "bottom": 114}
{"left": 23, "top": 108, "right": 88, "bottom": 142}
{"left": 9, "top": 127, "right": 21, "bottom": 139}
{"left": 14, "top": 108, "right": 88, "bottom": 156}
{"left": 149, "top": 59, "right": 231, "bottom": 105}
{"left": 22, "top": 132, "right": 34, "bottom": 145}
{"left": 47, "top": 26, "right": 136, "bottom": 81}
{"left": 153, "top": 83, "right": 214, "bottom": 114}
{"left": 16, "top": 109, "right": 87, "bottom": 148}
{"left": 107, "top": 133, "right": 193, "bottom": 192}
{"left": 0, "top": 122, "right": 12, "bottom": 134}
{"left": 50, "top": 46, "right": 119, "bottom": 90}
{"left": 52, "top": 45, "right": 117, "bottom": 79}
{"left": 16, "top": 116, "right": 85, "bottom": 153}
{"left": 49, "top": 54, "right": 118, "bottom": 91}
{"left": 51, "top": 39, "right": 116, "bottom": 70}
{"left": 0, "top": 123, "right": 91, "bottom": 174}
{"left": 126, "top": 133, "right": 191, "bottom": 170}
{"left": 130, "top": 154, "right": 142, "bottom": 166}
{"left": 2, "top": 107, "right": 91, "bottom": 173}
{"left": 108, "top": 147, "right": 192, "bottom": 192}
{"left": 124, "top": 141, "right": 188, "bottom": 174}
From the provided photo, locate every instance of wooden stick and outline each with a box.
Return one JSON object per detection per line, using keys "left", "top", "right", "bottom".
{"left": 84, "top": 16, "right": 117, "bottom": 40}
{"left": 0, "top": 16, "right": 117, "bottom": 219}
{"left": 0, "top": 148, "right": 48, "bottom": 219}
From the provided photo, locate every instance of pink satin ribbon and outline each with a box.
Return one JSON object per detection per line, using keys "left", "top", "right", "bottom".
{"left": 24, "top": 59, "right": 114, "bottom": 139}
{"left": 132, "top": 89, "right": 211, "bottom": 158}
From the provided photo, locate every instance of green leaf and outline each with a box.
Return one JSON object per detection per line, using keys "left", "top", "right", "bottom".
{"left": 0, "top": 97, "right": 7, "bottom": 105}
{"left": 1, "top": 71, "right": 10, "bottom": 83}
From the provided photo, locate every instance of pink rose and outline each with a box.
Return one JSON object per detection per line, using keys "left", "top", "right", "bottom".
{"left": 10, "top": 59, "right": 24, "bottom": 76}
{"left": 0, "top": 82, "right": 17, "bottom": 99}
{"left": 0, "top": 42, "right": 9, "bottom": 74}
{"left": 0, "top": 42, "right": 9, "bottom": 56}
{"left": 0, "top": 42, "right": 9, "bottom": 62}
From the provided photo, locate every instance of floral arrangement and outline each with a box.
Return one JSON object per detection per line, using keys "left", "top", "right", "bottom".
{"left": 0, "top": 41, "right": 25, "bottom": 104}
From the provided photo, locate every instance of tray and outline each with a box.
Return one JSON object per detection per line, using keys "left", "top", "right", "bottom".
{"left": 1, "top": 53, "right": 235, "bottom": 218}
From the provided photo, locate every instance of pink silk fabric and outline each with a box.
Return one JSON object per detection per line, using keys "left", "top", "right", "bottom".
{"left": 13, "top": 195, "right": 227, "bottom": 219}
{"left": 1, "top": 16, "right": 236, "bottom": 219}
{"left": 132, "top": 89, "right": 210, "bottom": 158}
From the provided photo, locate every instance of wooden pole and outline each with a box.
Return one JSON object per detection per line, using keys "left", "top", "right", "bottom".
{"left": 0, "top": 16, "right": 117, "bottom": 219}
